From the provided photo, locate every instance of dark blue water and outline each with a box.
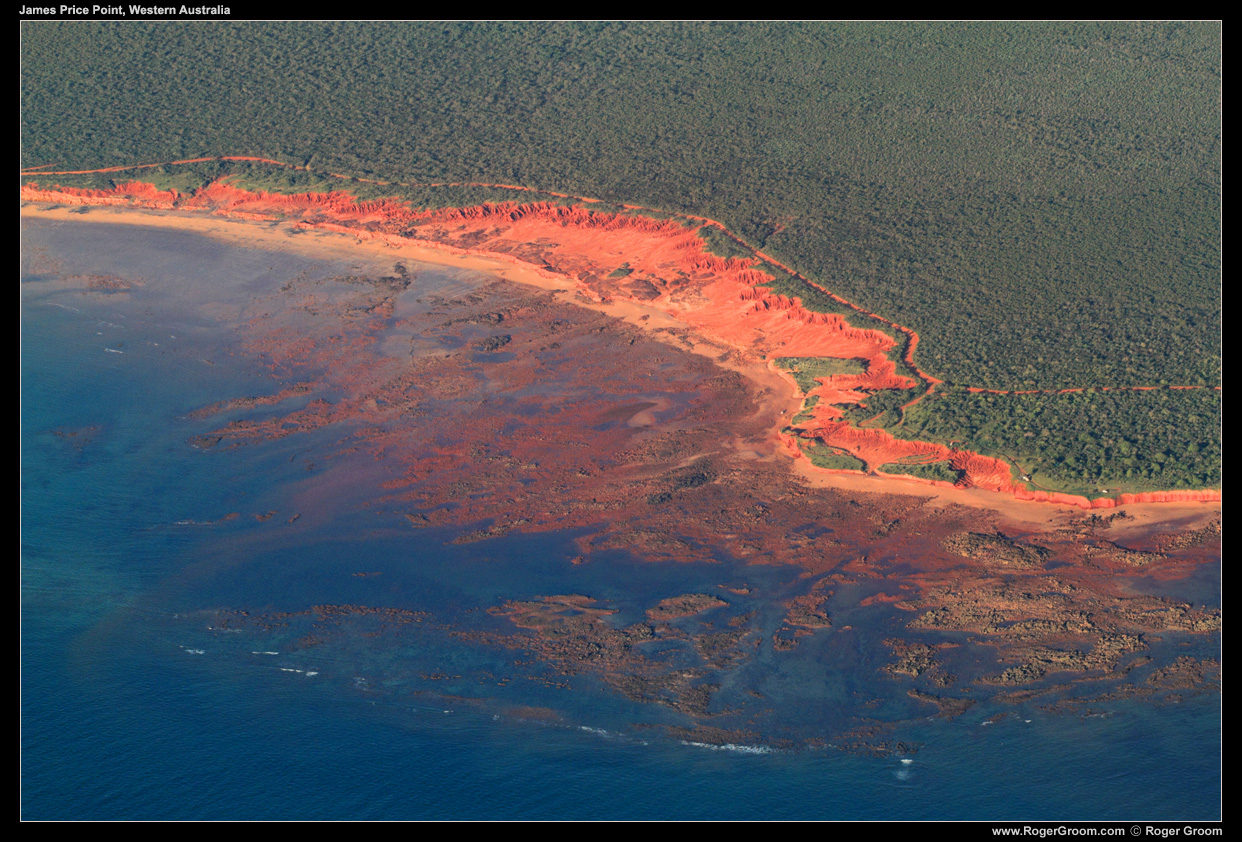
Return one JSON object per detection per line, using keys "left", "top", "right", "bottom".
{"left": 20, "top": 218, "right": 1222, "bottom": 820}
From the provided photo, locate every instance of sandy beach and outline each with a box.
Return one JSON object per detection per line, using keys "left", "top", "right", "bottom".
{"left": 21, "top": 202, "right": 1220, "bottom": 535}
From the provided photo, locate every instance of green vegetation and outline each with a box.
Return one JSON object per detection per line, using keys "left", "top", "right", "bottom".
{"left": 20, "top": 22, "right": 1220, "bottom": 492}
{"left": 900, "top": 387, "right": 1221, "bottom": 494}
{"left": 774, "top": 357, "right": 865, "bottom": 394}
{"left": 792, "top": 396, "right": 819, "bottom": 424}
{"left": 878, "top": 461, "right": 960, "bottom": 484}
{"left": 695, "top": 225, "right": 752, "bottom": 261}
{"left": 838, "top": 387, "right": 914, "bottom": 429}
{"left": 803, "top": 445, "right": 867, "bottom": 472}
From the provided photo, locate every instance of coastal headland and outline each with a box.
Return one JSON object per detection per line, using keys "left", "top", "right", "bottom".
{"left": 20, "top": 173, "right": 1220, "bottom": 518}
{"left": 19, "top": 24, "right": 1222, "bottom": 811}
{"left": 20, "top": 179, "right": 1221, "bottom": 750}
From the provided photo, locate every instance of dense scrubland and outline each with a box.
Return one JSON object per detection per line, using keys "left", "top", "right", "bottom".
{"left": 20, "top": 21, "right": 1221, "bottom": 493}
{"left": 901, "top": 387, "right": 1222, "bottom": 493}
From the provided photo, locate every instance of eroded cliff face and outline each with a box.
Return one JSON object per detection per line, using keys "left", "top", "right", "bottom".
{"left": 20, "top": 179, "right": 1220, "bottom": 509}
{"left": 21, "top": 181, "right": 180, "bottom": 208}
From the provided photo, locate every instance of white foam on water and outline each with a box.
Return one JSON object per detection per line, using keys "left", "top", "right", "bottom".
{"left": 683, "top": 741, "right": 774, "bottom": 755}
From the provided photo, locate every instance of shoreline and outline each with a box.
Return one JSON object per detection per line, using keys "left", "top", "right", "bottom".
{"left": 20, "top": 202, "right": 1220, "bottom": 530}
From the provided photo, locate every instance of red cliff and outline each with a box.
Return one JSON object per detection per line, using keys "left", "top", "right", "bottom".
{"left": 22, "top": 177, "right": 1219, "bottom": 511}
